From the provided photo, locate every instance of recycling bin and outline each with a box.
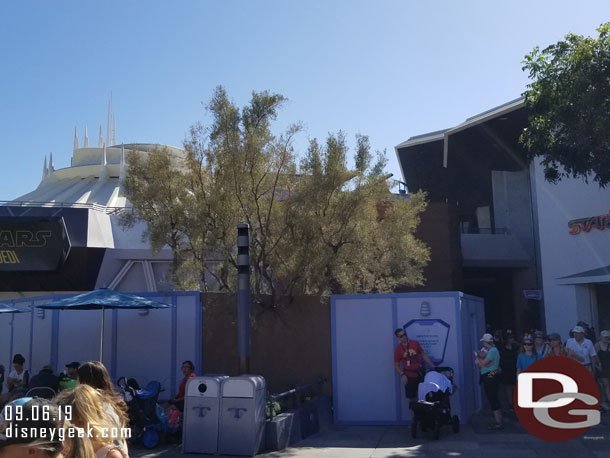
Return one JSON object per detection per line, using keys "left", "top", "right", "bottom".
{"left": 218, "top": 375, "right": 266, "bottom": 456}
{"left": 182, "top": 375, "right": 229, "bottom": 454}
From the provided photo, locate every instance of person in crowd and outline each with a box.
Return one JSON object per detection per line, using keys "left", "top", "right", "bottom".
{"left": 595, "top": 330, "right": 610, "bottom": 411}
{"left": 55, "top": 385, "right": 129, "bottom": 458}
{"left": 498, "top": 329, "right": 519, "bottom": 412}
{"left": 65, "top": 362, "right": 80, "bottom": 380}
{"left": 29, "top": 365, "right": 60, "bottom": 394}
{"left": 545, "top": 333, "right": 568, "bottom": 357}
{"left": 517, "top": 335, "right": 538, "bottom": 375}
{"left": 59, "top": 362, "right": 80, "bottom": 391}
{"left": 493, "top": 329, "right": 504, "bottom": 347}
{"left": 166, "top": 360, "right": 196, "bottom": 412}
{"left": 533, "top": 330, "right": 548, "bottom": 359}
{"left": 0, "top": 396, "right": 92, "bottom": 458}
{"left": 5, "top": 354, "right": 28, "bottom": 394}
{"left": 77, "top": 361, "right": 129, "bottom": 443}
{"left": 476, "top": 333, "right": 503, "bottom": 430}
{"left": 566, "top": 325, "right": 600, "bottom": 372}
{"left": 393, "top": 329, "right": 436, "bottom": 408}
{"left": 578, "top": 321, "right": 597, "bottom": 344}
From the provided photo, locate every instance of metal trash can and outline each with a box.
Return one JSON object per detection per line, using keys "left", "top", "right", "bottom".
{"left": 218, "top": 375, "right": 266, "bottom": 456}
{"left": 182, "top": 375, "right": 228, "bottom": 454}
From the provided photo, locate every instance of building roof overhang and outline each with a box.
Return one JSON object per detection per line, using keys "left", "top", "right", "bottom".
{"left": 394, "top": 97, "right": 526, "bottom": 176}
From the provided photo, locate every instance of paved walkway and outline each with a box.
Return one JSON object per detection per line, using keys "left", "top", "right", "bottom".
{"left": 131, "top": 410, "right": 610, "bottom": 458}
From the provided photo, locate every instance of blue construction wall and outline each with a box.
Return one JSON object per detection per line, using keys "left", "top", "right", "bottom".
{"left": 0, "top": 291, "right": 201, "bottom": 399}
{"left": 331, "top": 292, "right": 485, "bottom": 425}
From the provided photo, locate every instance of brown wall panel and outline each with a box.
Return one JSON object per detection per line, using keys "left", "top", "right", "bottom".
{"left": 201, "top": 293, "right": 332, "bottom": 395}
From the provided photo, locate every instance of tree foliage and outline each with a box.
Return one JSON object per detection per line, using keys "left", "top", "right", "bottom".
{"left": 122, "top": 87, "right": 429, "bottom": 305}
{"left": 520, "top": 23, "right": 610, "bottom": 187}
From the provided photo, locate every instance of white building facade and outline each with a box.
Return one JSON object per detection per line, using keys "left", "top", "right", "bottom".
{"left": 532, "top": 160, "right": 610, "bottom": 336}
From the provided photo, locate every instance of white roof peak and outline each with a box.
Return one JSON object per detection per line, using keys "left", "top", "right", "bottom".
{"left": 112, "top": 112, "right": 116, "bottom": 145}
{"left": 84, "top": 126, "right": 89, "bottom": 148}
{"left": 42, "top": 155, "right": 48, "bottom": 181}
{"left": 98, "top": 125, "right": 103, "bottom": 148}
{"left": 106, "top": 93, "right": 115, "bottom": 146}
{"left": 73, "top": 127, "right": 79, "bottom": 151}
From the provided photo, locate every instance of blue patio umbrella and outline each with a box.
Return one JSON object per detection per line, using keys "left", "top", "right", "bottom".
{"left": 0, "top": 303, "right": 30, "bottom": 313}
{"left": 33, "top": 289, "right": 171, "bottom": 361}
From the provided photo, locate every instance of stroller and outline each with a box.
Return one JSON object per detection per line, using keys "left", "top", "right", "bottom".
{"left": 117, "top": 377, "right": 178, "bottom": 449}
{"left": 409, "top": 367, "right": 460, "bottom": 440}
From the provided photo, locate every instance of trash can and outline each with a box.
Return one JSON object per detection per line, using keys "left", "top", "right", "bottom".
{"left": 218, "top": 375, "right": 266, "bottom": 456}
{"left": 182, "top": 375, "right": 228, "bottom": 454}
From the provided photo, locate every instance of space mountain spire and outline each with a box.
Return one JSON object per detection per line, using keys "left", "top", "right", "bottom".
{"left": 42, "top": 155, "right": 48, "bottom": 180}
{"left": 73, "top": 127, "right": 79, "bottom": 151}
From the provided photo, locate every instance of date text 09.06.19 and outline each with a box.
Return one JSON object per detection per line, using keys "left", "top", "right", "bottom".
{"left": 3, "top": 404, "right": 72, "bottom": 422}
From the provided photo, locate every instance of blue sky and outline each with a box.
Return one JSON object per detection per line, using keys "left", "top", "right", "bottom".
{"left": 1, "top": 1, "right": 609, "bottom": 200}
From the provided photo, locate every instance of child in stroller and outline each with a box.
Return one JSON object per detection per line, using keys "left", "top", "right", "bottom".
{"left": 117, "top": 377, "right": 180, "bottom": 449}
{"left": 409, "top": 366, "right": 460, "bottom": 440}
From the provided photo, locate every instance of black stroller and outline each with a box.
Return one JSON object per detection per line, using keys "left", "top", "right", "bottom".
{"left": 409, "top": 366, "right": 460, "bottom": 440}
{"left": 117, "top": 377, "right": 177, "bottom": 448}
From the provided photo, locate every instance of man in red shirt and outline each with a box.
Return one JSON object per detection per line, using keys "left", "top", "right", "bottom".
{"left": 394, "top": 328, "right": 435, "bottom": 401}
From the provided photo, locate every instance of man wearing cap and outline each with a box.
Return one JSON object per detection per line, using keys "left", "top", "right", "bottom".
{"left": 595, "top": 330, "right": 610, "bottom": 411}
{"left": 29, "top": 364, "right": 60, "bottom": 393}
{"left": 394, "top": 329, "right": 436, "bottom": 404}
{"left": 65, "top": 361, "right": 80, "bottom": 379}
{"left": 58, "top": 361, "right": 79, "bottom": 391}
{"left": 0, "top": 397, "right": 72, "bottom": 457}
{"left": 566, "top": 325, "right": 600, "bottom": 372}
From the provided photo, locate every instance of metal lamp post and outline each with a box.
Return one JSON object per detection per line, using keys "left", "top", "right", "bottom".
{"left": 237, "top": 224, "right": 251, "bottom": 374}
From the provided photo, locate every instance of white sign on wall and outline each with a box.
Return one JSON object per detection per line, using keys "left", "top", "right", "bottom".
{"left": 403, "top": 319, "right": 450, "bottom": 365}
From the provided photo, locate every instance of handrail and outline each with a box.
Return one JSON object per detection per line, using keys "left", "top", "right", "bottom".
{"left": 268, "top": 377, "right": 326, "bottom": 419}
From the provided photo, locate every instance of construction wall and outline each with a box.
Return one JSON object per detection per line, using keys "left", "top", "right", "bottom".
{"left": 201, "top": 293, "right": 331, "bottom": 395}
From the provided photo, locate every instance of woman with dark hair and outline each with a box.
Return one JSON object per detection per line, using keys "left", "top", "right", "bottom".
{"left": 0, "top": 397, "right": 93, "bottom": 458}
{"left": 167, "top": 360, "right": 195, "bottom": 412}
{"left": 77, "top": 361, "right": 114, "bottom": 392}
{"left": 77, "top": 361, "right": 129, "bottom": 447}
{"left": 5, "top": 354, "right": 28, "bottom": 394}
{"left": 516, "top": 335, "right": 538, "bottom": 375}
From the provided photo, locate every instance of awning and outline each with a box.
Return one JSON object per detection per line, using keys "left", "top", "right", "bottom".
{"left": 556, "top": 266, "right": 610, "bottom": 285}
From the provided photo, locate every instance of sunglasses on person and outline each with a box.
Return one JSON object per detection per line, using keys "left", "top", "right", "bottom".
{"left": 523, "top": 343, "right": 533, "bottom": 346}
{"left": 397, "top": 333, "right": 406, "bottom": 338}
